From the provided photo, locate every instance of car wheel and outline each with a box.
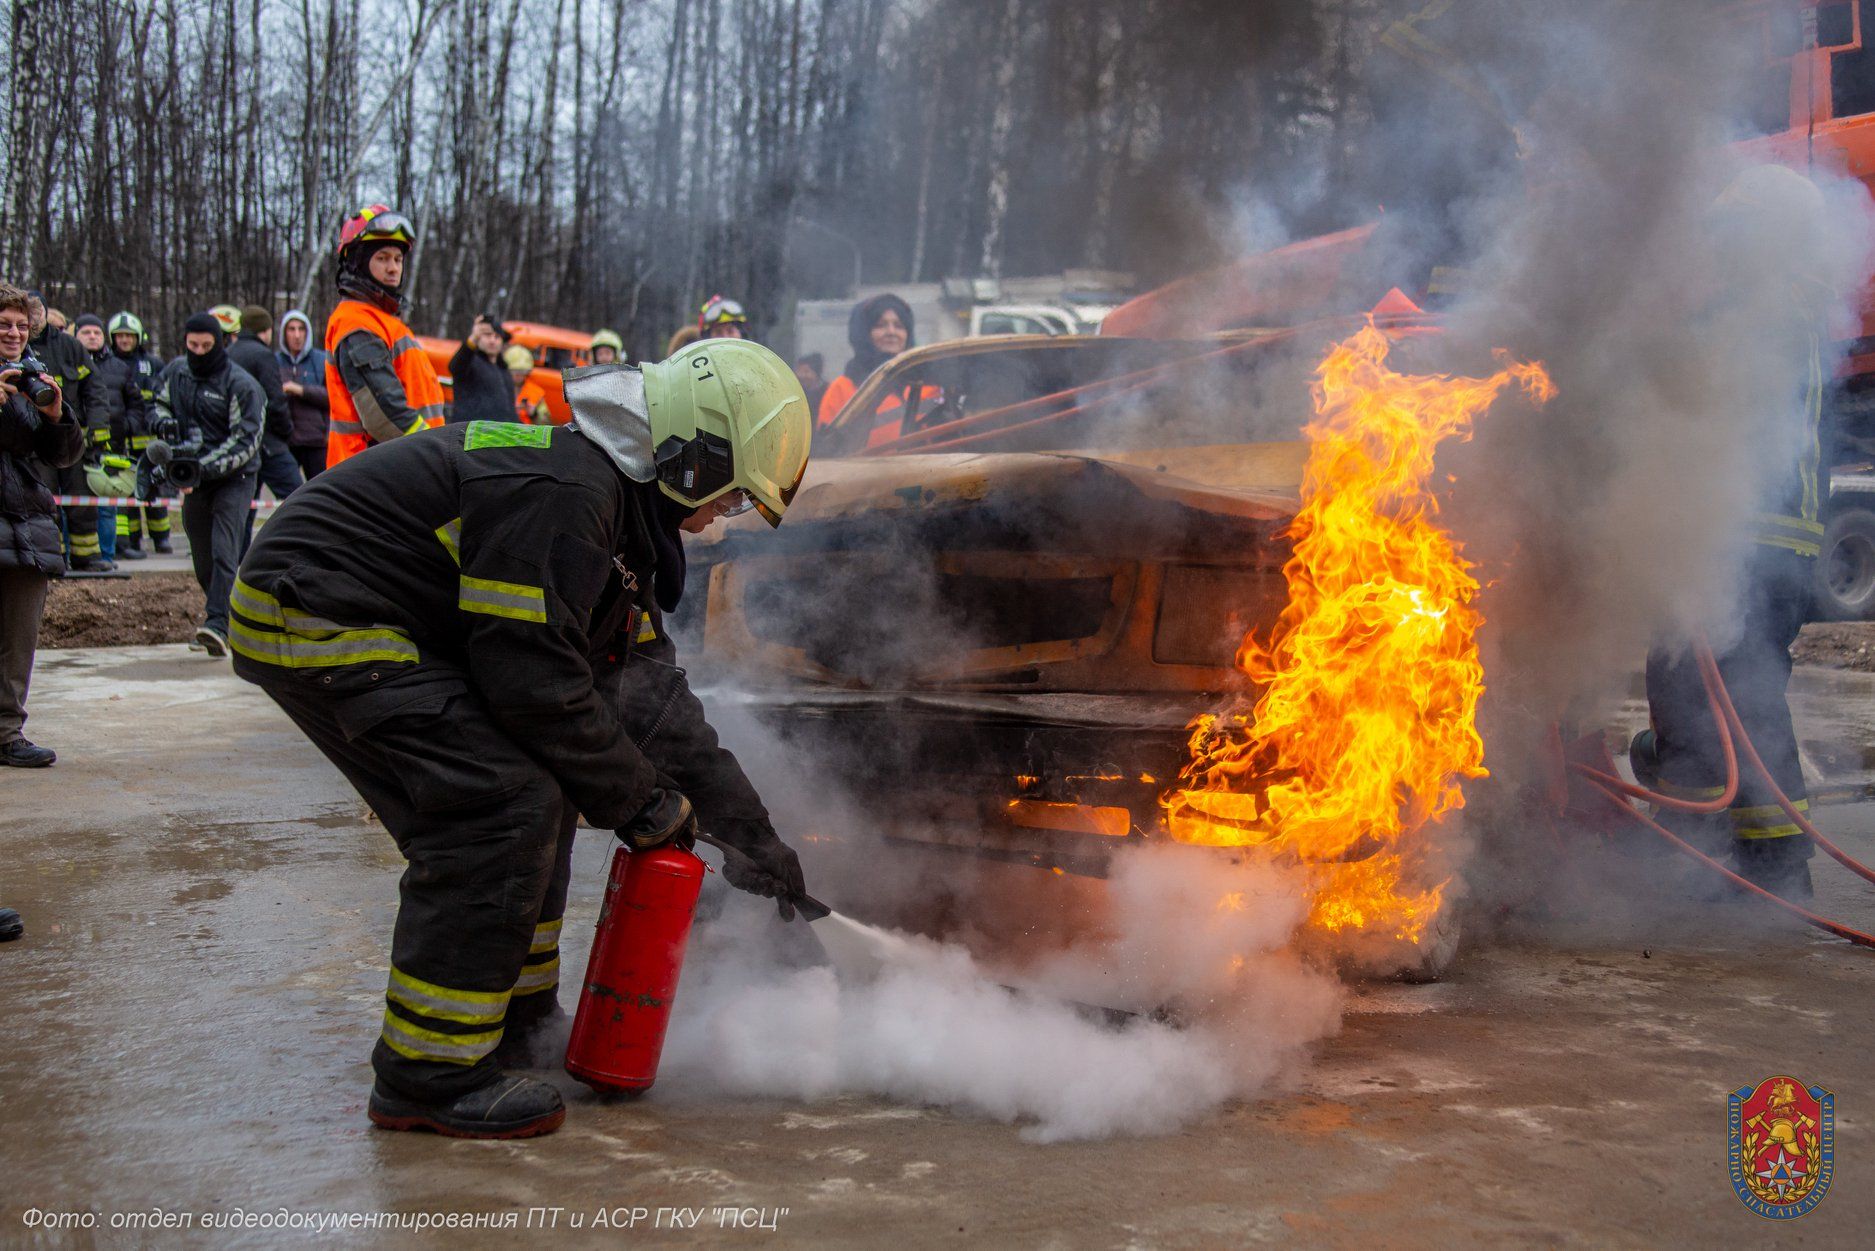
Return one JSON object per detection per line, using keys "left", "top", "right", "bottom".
{"left": 1816, "top": 506, "right": 1875, "bottom": 620}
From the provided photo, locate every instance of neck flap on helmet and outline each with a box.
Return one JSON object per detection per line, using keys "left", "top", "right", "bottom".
{"left": 562, "top": 363, "right": 657, "bottom": 483}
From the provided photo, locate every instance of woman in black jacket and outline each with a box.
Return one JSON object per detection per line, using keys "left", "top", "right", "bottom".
{"left": 0, "top": 281, "right": 84, "bottom": 768}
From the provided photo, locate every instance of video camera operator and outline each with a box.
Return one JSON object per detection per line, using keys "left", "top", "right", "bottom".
{"left": 148, "top": 311, "right": 264, "bottom": 657}
{"left": 0, "top": 281, "right": 82, "bottom": 769}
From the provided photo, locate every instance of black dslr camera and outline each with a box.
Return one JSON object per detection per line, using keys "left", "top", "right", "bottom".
{"left": 6, "top": 356, "right": 58, "bottom": 409}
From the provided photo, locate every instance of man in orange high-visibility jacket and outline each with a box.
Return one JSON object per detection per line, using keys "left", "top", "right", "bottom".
{"left": 324, "top": 205, "right": 445, "bottom": 468}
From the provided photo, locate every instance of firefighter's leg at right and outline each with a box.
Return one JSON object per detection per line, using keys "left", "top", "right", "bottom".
{"left": 252, "top": 676, "right": 571, "bottom": 1137}
{"left": 1721, "top": 551, "right": 1816, "bottom": 900}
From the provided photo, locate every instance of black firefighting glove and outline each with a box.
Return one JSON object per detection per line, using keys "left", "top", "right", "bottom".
{"left": 718, "top": 836, "right": 808, "bottom": 922}
{"left": 617, "top": 787, "right": 698, "bottom": 852}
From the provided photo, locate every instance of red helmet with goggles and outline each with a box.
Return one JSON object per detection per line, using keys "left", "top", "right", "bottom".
{"left": 336, "top": 205, "right": 417, "bottom": 263}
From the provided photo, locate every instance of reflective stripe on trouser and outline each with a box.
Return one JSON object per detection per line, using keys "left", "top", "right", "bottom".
{"left": 512, "top": 918, "right": 562, "bottom": 998}
{"left": 119, "top": 505, "right": 171, "bottom": 539}
{"left": 1644, "top": 548, "right": 1812, "bottom": 846}
{"left": 236, "top": 666, "right": 576, "bottom": 1101}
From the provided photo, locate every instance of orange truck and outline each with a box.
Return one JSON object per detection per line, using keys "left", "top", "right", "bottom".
{"left": 419, "top": 321, "right": 597, "bottom": 425}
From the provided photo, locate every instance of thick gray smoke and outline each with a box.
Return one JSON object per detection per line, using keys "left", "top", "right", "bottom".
{"left": 1425, "top": 2, "right": 1875, "bottom": 751}
{"left": 658, "top": 844, "right": 1340, "bottom": 1142}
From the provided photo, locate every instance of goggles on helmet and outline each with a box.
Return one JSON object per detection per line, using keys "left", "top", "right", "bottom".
{"left": 339, "top": 206, "right": 416, "bottom": 256}
{"left": 698, "top": 295, "right": 748, "bottom": 330}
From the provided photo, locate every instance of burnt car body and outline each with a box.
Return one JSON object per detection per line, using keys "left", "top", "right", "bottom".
{"left": 669, "top": 329, "right": 1334, "bottom": 874}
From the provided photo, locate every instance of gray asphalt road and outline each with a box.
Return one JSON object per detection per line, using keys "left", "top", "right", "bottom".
{"left": 3, "top": 647, "right": 1871, "bottom": 1248}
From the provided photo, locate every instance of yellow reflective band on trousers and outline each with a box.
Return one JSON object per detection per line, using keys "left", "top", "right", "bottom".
{"left": 380, "top": 1010, "right": 504, "bottom": 1066}
{"left": 528, "top": 917, "right": 561, "bottom": 955}
{"left": 459, "top": 575, "right": 547, "bottom": 623}
{"left": 1732, "top": 799, "right": 1810, "bottom": 840}
{"left": 386, "top": 966, "right": 511, "bottom": 1025}
{"left": 230, "top": 577, "right": 420, "bottom": 668}
{"left": 435, "top": 518, "right": 462, "bottom": 566}
{"left": 511, "top": 957, "right": 560, "bottom": 997}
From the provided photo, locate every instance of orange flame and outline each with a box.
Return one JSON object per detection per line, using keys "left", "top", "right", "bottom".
{"left": 1164, "top": 323, "right": 1553, "bottom": 943}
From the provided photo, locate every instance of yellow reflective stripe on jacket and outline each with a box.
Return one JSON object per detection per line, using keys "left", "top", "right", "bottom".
{"left": 634, "top": 611, "right": 657, "bottom": 644}
{"left": 435, "top": 518, "right": 462, "bottom": 566}
{"left": 512, "top": 957, "right": 561, "bottom": 996}
{"left": 229, "top": 619, "right": 419, "bottom": 668}
{"left": 379, "top": 1010, "right": 504, "bottom": 1065}
{"left": 230, "top": 578, "right": 285, "bottom": 625}
{"left": 459, "top": 575, "right": 548, "bottom": 623}
{"left": 386, "top": 966, "right": 510, "bottom": 1026}
{"left": 529, "top": 917, "right": 562, "bottom": 955}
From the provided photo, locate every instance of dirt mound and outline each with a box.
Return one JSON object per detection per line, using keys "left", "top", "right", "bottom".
{"left": 41, "top": 572, "right": 202, "bottom": 648}
{"left": 1793, "top": 621, "right": 1875, "bottom": 672}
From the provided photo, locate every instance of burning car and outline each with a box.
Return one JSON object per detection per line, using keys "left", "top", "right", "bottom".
{"left": 673, "top": 309, "right": 1541, "bottom": 977}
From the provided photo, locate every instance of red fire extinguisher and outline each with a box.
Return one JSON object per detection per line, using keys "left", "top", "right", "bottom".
{"left": 564, "top": 843, "right": 705, "bottom": 1095}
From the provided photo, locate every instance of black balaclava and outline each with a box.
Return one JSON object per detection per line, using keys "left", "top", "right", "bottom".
{"left": 841, "top": 293, "right": 915, "bottom": 384}
{"left": 337, "top": 240, "right": 406, "bottom": 316}
{"left": 648, "top": 489, "right": 692, "bottom": 612}
{"left": 184, "top": 311, "right": 227, "bottom": 378}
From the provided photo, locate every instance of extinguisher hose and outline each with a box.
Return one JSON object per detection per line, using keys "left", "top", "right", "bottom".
{"left": 1562, "top": 632, "right": 1875, "bottom": 949}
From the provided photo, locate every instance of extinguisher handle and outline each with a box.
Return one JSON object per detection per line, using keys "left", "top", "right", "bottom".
{"left": 693, "top": 831, "right": 832, "bottom": 923}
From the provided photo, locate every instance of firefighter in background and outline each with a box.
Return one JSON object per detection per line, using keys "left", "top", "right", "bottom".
{"left": 1631, "top": 165, "right": 1833, "bottom": 901}
{"left": 72, "top": 314, "right": 143, "bottom": 563}
{"left": 209, "top": 305, "right": 242, "bottom": 340}
{"left": 502, "top": 345, "right": 550, "bottom": 424}
{"left": 27, "top": 292, "right": 110, "bottom": 570}
{"left": 108, "top": 312, "right": 171, "bottom": 554}
{"left": 589, "top": 328, "right": 624, "bottom": 365}
{"left": 323, "top": 205, "right": 445, "bottom": 467}
{"left": 231, "top": 338, "right": 811, "bottom": 1138}
{"left": 698, "top": 294, "right": 750, "bottom": 341}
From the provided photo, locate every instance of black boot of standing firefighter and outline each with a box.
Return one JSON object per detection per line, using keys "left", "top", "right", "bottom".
{"left": 230, "top": 335, "right": 812, "bottom": 1138}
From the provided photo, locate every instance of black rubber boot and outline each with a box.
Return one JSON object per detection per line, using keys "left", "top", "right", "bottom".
{"left": 0, "top": 909, "right": 22, "bottom": 942}
{"left": 1735, "top": 836, "right": 1815, "bottom": 902}
{"left": 367, "top": 1073, "right": 565, "bottom": 1139}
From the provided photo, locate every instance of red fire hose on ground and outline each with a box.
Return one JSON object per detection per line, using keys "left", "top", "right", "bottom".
{"left": 1564, "top": 633, "right": 1875, "bottom": 949}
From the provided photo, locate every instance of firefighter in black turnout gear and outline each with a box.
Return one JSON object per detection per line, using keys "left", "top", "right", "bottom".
{"left": 27, "top": 293, "right": 109, "bottom": 569}
{"left": 1632, "top": 165, "right": 1832, "bottom": 901}
{"left": 109, "top": 312, "right": 170, "bottom": 553}
{"left": 232, "top": 339, "right": 812, "bottom": 1139}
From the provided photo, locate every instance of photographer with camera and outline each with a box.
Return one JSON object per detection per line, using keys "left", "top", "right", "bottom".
{"left": 149, "top": 311, "right": 264, "bottom": 657}
{"left": 0, "top": 282, "right": 82, "bottom": 768}
{"left": 445, "top": 313, "right": 515, "bottom": 425}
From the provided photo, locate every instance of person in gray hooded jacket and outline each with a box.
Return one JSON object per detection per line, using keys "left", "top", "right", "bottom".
{"left": 276, "top": 309, "right": 330, "bottom": 478}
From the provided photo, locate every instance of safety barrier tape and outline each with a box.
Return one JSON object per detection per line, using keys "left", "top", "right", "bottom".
{"left": 52, "top": 494, "right": 283, "bottom": 510}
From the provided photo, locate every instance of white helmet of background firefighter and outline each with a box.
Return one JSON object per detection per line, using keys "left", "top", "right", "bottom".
{"left": 697, "top": 294, "right": 749, "bottom": 340}
{"left": 209, "top": 304, "right": 242, "bottom": 340}
{"left": 589, "top": 328, "right": 625, "bottom": 365}
{"left": 107, "top": 311, "right": 146, "bottom": 351}
{"left": 334, "top": 204, "right": 417, "bottom": 314}
{"left": 569, "top": 339, "right": 810, "bottom": 528}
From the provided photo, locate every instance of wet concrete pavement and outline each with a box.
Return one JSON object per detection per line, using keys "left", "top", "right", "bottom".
{"left": 5, "top": 646, "right": 1875, "bottom": 1247}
